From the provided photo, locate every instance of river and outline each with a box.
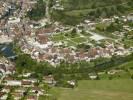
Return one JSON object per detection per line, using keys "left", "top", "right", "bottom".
{"left": 0, "top": 43, "right": 16, "bottom": 59}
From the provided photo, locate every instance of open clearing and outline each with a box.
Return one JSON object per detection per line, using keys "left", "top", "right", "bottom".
{"left": 51, "top": 80, "right": 133, "bottom": 100}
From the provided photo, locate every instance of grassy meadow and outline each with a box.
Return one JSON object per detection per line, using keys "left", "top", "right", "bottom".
{"left": 51, "top": 80, "right": 133, "bottom": 100}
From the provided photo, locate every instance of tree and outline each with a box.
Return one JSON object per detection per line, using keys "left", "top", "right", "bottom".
{"left": 71, "top": 28, "right": 77, "bottom": 37}
{"left": 43, "top": 83, "right": 50, "bottom": 93}
{"left": 15, "top": 54, "right": 37, "bottom": 73}
{"left": 131, "top": 74, "right": 133, "bottom": 80}
{"left": 6, "top": 92, "right": 14, "bottom": 100}
{"left": 0, "top": 85, "right": 4, "bottom": 91}
{"left": 27, "top": 0, "right": 46, "bottom": 20}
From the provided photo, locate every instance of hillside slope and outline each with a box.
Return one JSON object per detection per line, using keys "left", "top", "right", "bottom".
{"left": 51, "top": 0, "right": 133, "bottom": 25}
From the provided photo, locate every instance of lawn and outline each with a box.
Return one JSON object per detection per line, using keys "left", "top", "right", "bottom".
{"left": 119, "top": 60, "right": 133, "bottom": 68}
{"left": 51, "top": 34, "right": 66, "bottom": 42}
{"left": 64, "top": 9, "right": 91, "bottom": 17}
{"left": 71, "top": 37, "right": 87, "bottom": 44}
{"left": 62, "top": 0, "right": 130, "bottom": 17}
{"left": 51, "top": 80, "right": 133, "bottom": 100}
{"left": 66, "top": 40, "right": 77, "bottom": 46}
{"left": 51, "top": 32, "right": 89, "bottom": 46}
{"left": 123, "top": 39, "right": 133, "bottom": 47}
{"left": 119, "top": 60, "right": 133, "bottom": 74}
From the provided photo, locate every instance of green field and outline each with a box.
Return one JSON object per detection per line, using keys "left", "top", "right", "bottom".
{"left": 51, "top": 34, "right": 66, "bottom": 42}
{"left": 52, "top": 0, "right": 133, "bottom": 24}
{"left": 71, "top": 37, "right": 87, "bottom": 44}
{"left": 51, "top": 80, "right": 133, "bottom": 100}
{"left": 119, "top": 60, "right": 133, "bottom": 68}
{"left": 51, "top": 33, "right": 90, "bottom": 46}
{"left": 123, "top": 39, "right": 133, "bottom": 47}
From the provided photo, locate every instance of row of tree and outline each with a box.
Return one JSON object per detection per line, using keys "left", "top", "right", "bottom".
{"left": 15, "top": 52, "right": 133, "bottom": 81}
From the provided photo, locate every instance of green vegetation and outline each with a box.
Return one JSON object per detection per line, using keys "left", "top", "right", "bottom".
{"left": 52, "top": 53, "right": 133, "bottom": 86}
{"left": 51, "top": 33, "right": 66, "bottom": 42}
{"left": 9, "top": 50, "right": 133, "bottom": 100}
{"left": 51, "top": 32, "right": 88, "bottom": 46}
{"left": 50, "top": 59, "right": 133, "bottom": 100}
{"left": 71, "top": 37, "right": 87, "bottom": 43}
{"left": 51, "top": 0, "right": 133, "bottom": 25}
{"left": 123, "top": 39, "right": 133, "bottom": 47}
{"left": 27, "top": 0, "right": 46, "bottom": 20}
{"left": 95, "top": 19, "right": 123, "bottom": 38}
{"left": 13, "top": 44, "right": 133, "bottom": 100}
{"left": 15, "top": 54, "right": 53, "bottom": 77}
{"left": 51, "top": 10, "right": 84, "bottom": 25}
{"left": 15, "top": 51, "right": 133, "bottom": 81}
{"left": 122, "top": 30, "right": 133, "bottom": 47}
{"left": 51, "top": 29, "right": 93, "bottom": 47}
{"left": 119, "top": 60, "right": 133, "bottom": 74}
{"left": 51, "top": 80, "right": 133, "bottom": 100}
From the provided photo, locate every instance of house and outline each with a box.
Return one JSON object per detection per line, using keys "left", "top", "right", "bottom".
{"left": 20, "top": 72, "right": 32, "bottom": 77}
{"left": 36, "top": 34, "right": 49, "bottom": 44}
{"left": 36, "top": 27, "right": 55, "bottom": 35}
{"left": 15, "top": 87, "right": 26, "bottom": 93}
{"left": 0, "top": 64, "right": 6, "bottom": 74}
{"left": 5, "top": 80, "right": 21, "bottom": 86}
{"left": 107, "top": 70, "right": 121, "bottom": 75}
{"left": 30, "top": 87, "right": 44, "bottom": 95}
{"left": 6, "top": 66, "right": 16, "bottom": 75}
{"left": 2, "top": 86, "right": 11, "bottom": 93}
{"left": 102, "top": 18, "right": 112, "bottom": 22}
{"left": 23, "top": 78, "right": 38, "bottom": 83}
{"left": 88, "top": 48, "right": 98, "bottom": 58}
{"left": 8, "top": 17, "right": 20, "bottom": 24}
{"left": 88, "top": 73, "right": 98, "bottom": 80}
{"left": 3, "top": 76, "right": 21, "bottom": 87}
{"left": 43, "top": 75, "right": 56, "bottom": 85}
{"left": 0, "top": 92, "right": 7, "bottom": 100}
{"left": 27, "top": 95, "right": 37, "bottom": 100}
{"left": 67, "top": 80, "right": 76, "bottom": 86}
{"left": 4, "top": 76, "right": 14, "bottom": 81}
{"left": 12, "top": 92, "right": 23, "bottom": 100}
{"left": 21, "top": 80, "right": 32, "bottom": 87}
{"left": 127, "top": 13, "right": 133, "bottom": 21}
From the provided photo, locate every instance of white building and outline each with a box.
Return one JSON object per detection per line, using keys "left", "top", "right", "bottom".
{"left": 5, "top": 80, "right": 21, "bottom": 86}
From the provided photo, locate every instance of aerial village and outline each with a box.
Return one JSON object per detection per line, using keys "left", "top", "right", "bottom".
{"left": 0, "top": 0, "right": 133, "bottom": 100}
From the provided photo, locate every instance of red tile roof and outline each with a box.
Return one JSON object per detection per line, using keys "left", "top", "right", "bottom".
{"left": 21, "top": 81, "right": 32, "bottom": 85}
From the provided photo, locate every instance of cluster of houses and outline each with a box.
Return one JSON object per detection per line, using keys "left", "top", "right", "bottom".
{"left": 0, "top": 74, "right": 56, "bottom": 100}
{"left": 14, "top": 12, "right": 132, "bottom": 66}
{"left": 19, "top": 28, "right": 131, "bottom": 66}
{"left": 0, "top": 0, "right": 132, "bottom": 67}
{"left": 0, "top": 57, "right": 15, "bottom": 77}
{"left": 0, "top": 60, "right": 56, "bottom": 100}
{"left": 0, "top": 0, "right": 132, "bottom": 99}
{"left": 52, "top": 0, "right": 64, "bottom": 11}
{"left": 0, "top": 1, "right": 11, "bottom": 19}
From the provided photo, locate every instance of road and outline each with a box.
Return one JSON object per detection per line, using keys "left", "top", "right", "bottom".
{"left": 87, "top": 31, "right": 107, "bottom": 41}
